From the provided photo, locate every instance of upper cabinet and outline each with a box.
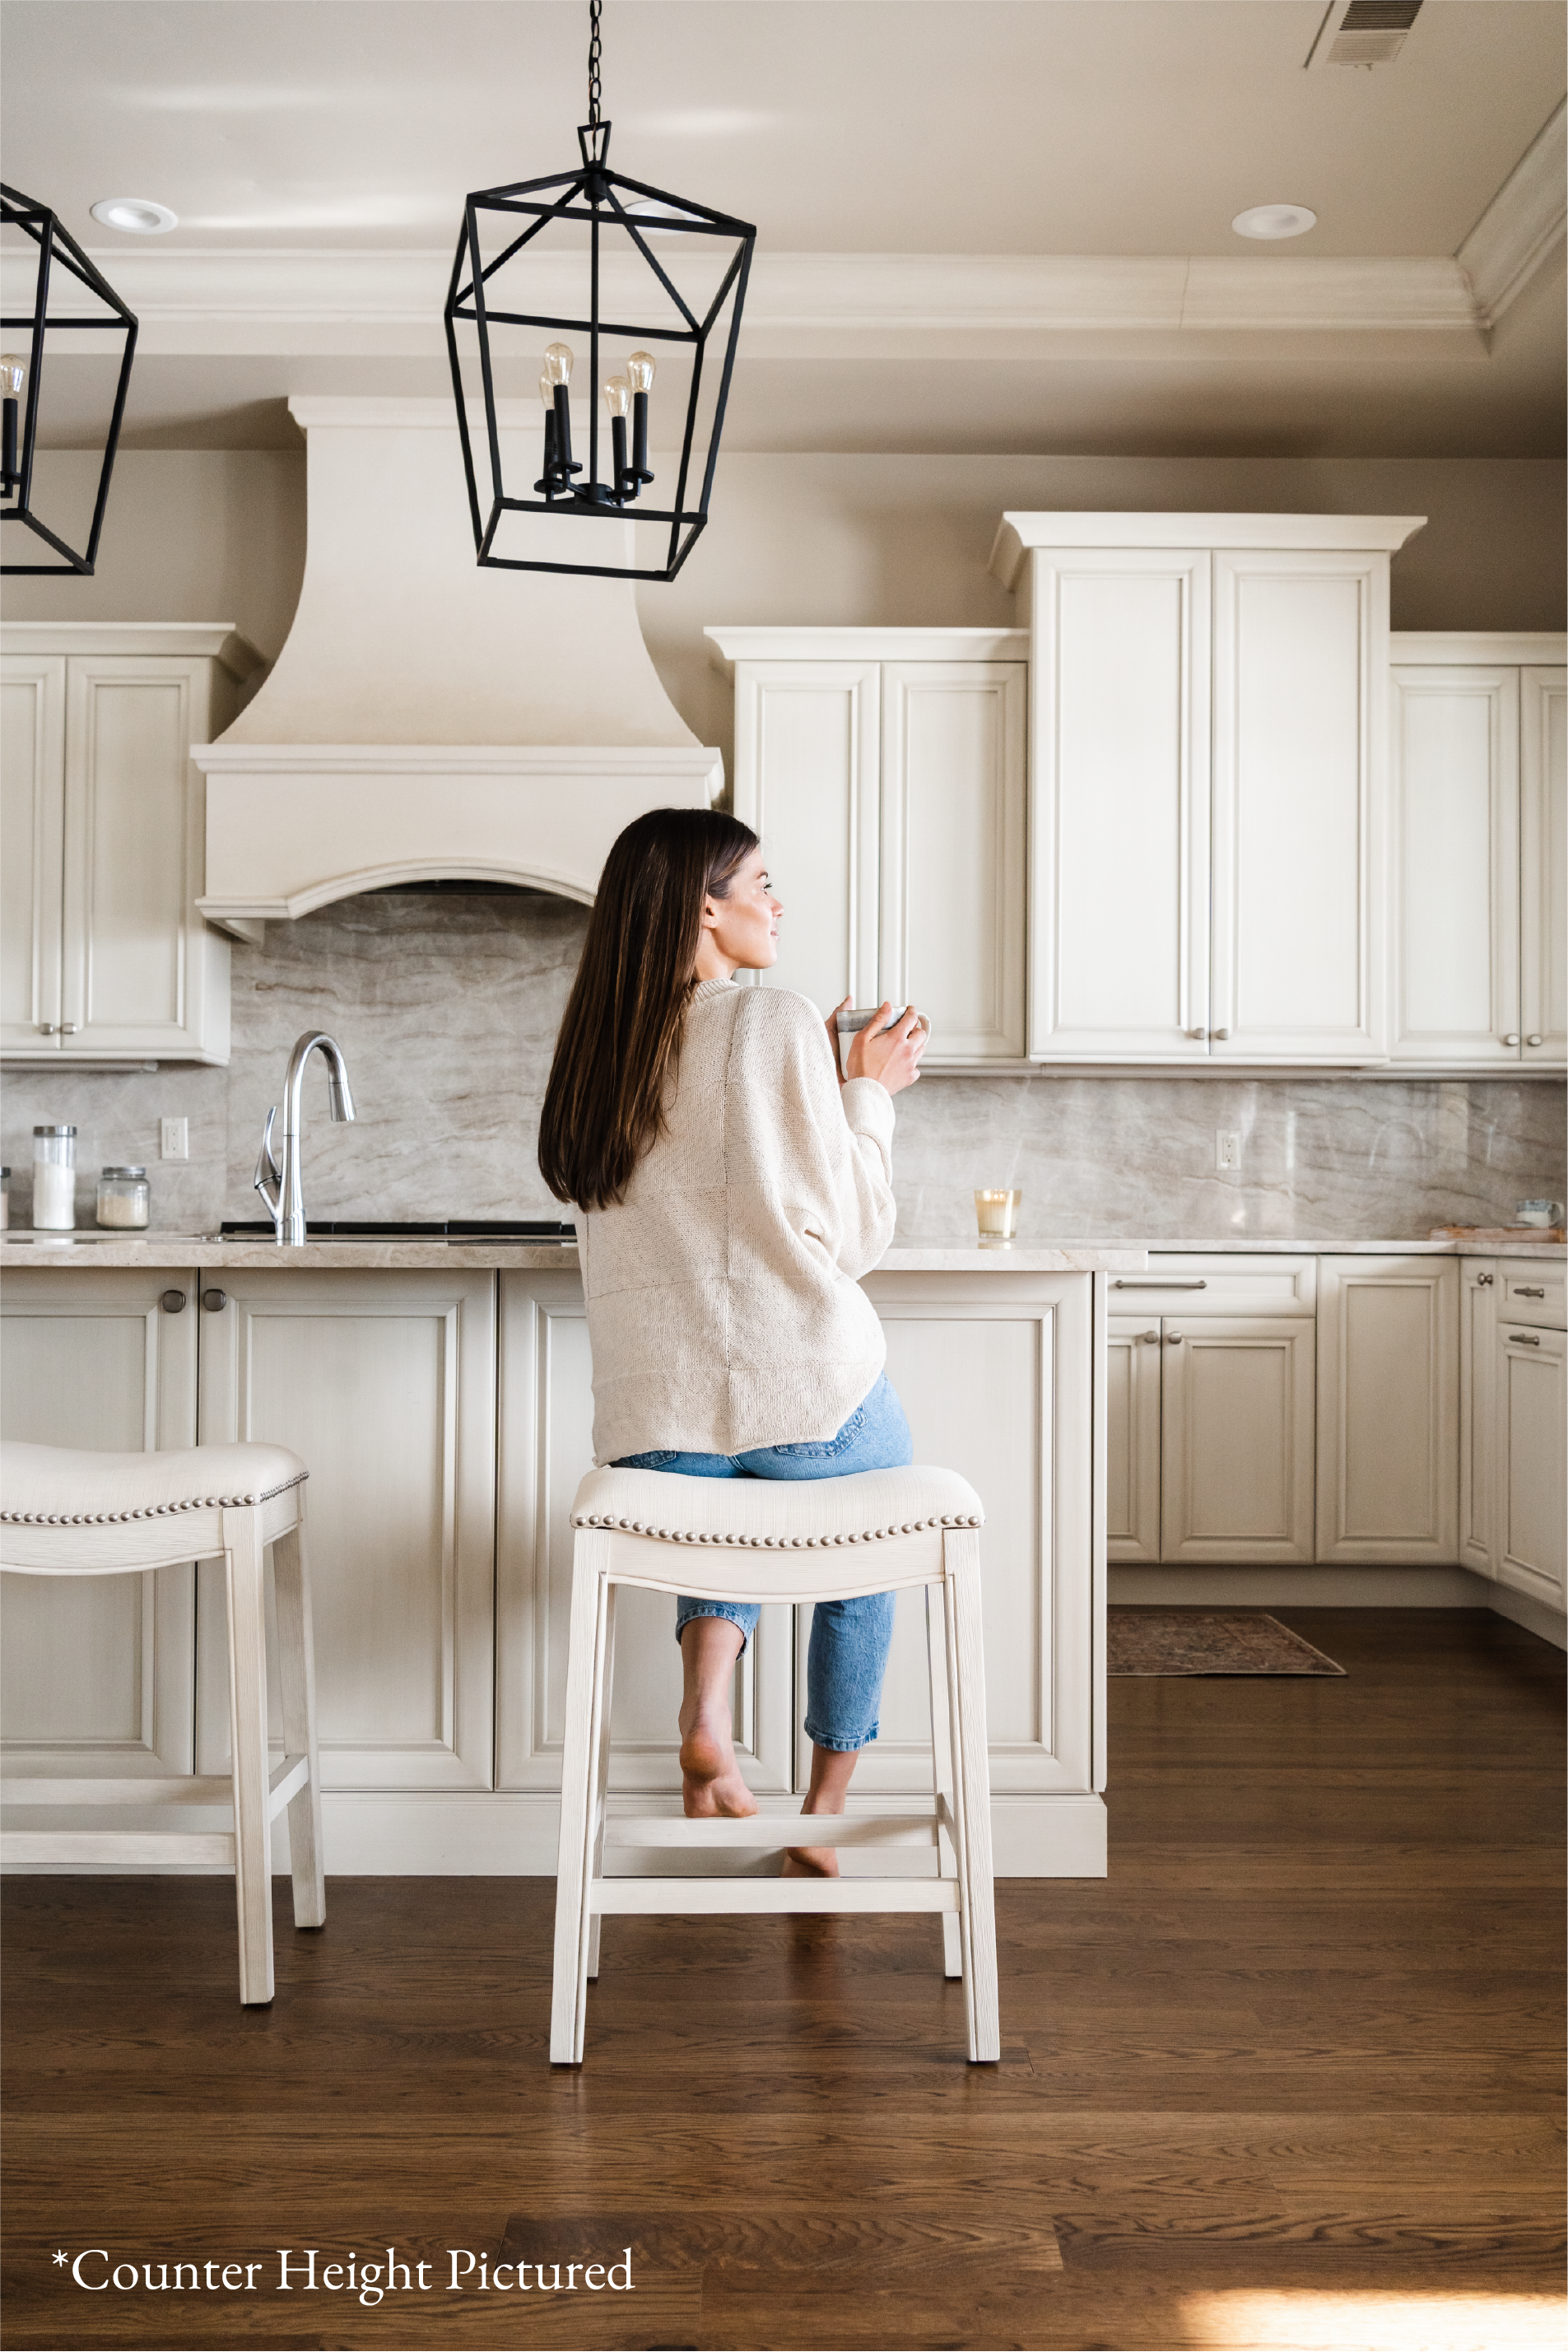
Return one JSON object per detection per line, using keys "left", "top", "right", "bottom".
{"left": 1390, "top": 634, "right": 1567, "bottom": 1070}
{"left": 992, "top": 514, "right": 1425, "bottom": 1065}
{"left": 0, "top": 625, "right": 259, "bottom": 1064}
{"left": 707, "top": 629, "right": 1027, "bottom": 1061}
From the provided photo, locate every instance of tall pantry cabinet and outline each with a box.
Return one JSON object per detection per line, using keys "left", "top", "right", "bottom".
{"left": 0, "top": 624, "right": 258, "bottom": 1064}
{"left": 989, "top": 513, "right": 1426, "bottom": 1064}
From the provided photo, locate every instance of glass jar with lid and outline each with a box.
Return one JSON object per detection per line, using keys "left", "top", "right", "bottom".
{"left": 96, "top": 1166, "right": 150, "bottom": 1230}
{"left": 31, "top": 1126, "right": 77, "bottom": 1230}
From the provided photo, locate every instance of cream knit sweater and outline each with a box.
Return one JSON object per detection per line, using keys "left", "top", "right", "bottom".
{"left": 579, "top": 978, "right": 897, "bottom": 1464}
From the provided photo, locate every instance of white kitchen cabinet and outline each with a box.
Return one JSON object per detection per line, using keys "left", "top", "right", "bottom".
{"left": 1493, "top": 1320, "right": 1566, "bottom": 1612}
{"left": 1459, "top": 1259, "right": 1499, "bottom": 1576}
{"left": 707, "top": 629, "right": 1028, "bottom": 1060}
{"left": 494, "top": 1267, "right": 794, "bottom": 1798}
{"left": 1106, "top": 1315, "right": 1162, "bottom": 1563}
{"left": 193, "top": 1269, "right": 498, "bottom": 1793}
{"left": 1390, "top": 636, "right": 1567, "bottom": 1068}
{"left": 993, "top": 514, "right": 1422, "bottom": 1064}
{"left": 0, "top": 626, "right": 258, "bottom": 1064}
{"left": 0, "top": 1267, "right": 198, "bottom": 1777}
{"left": 1315, "top": 1256, "right": 1459, "bottom": 1564}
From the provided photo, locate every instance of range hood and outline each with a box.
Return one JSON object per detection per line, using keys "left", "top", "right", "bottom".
{"left": 194, "top": 397, "right": 720, "bottom": 938}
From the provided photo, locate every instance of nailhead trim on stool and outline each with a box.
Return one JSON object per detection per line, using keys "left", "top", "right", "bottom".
{"left": 568, "top": 1508, "right": 983, "bottom": 1548}
{"left": 2, "top": 1474, "right": 308, "bottom": 1527}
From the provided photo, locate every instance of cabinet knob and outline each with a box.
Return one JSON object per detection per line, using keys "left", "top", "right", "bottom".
{"left": 1526, "top": 1034, "right": 1544, "bottom": 1048}
{"left": 59, "top": 1022, "right": 80, "bottom": 1035}
{"left": 1477, "top": 1272, "right": 1494, "bottom": 1286}
{"left": 1503, "top": 1033, "right": 1520, "bottom": 1046}
{"left": 1210, "top": 1027, "right": 1230, "bottom": 1041}
{"left": 36, "top": 1022, "right": 55, "bottom": 1035}
{"left": 1142, "top": 1328, "right": 1161, "bottom": 1344}
{"left": 200, "top": 1288, "right": 228, "bottom": 1313}
{"left": 1187, "top": 1027, "right": 1207, "bottom": 1041}
{"left": 1166, "top": 1327, "right": 1184, "bottom": 1344}
{"left": 159, "top": 1289, "right": 187, "bottom": 1314}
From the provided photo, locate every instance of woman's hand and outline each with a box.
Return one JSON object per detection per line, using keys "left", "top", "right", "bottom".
{"left": 844, "top": 1001, "right": 926, "bottom": 1097}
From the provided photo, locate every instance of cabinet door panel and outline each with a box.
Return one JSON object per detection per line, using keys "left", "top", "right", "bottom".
{"left": 1520, "top": 667, "right": 1566, "bottom": 1066}
{"left": 1315, "top": 1257, "right": 1459, "bottom": 1563}
{"left": 1495, "top": 1325, "right": 1566, "bottom": 1609}
{"left": 731, "top": 662, "right": 880, "bottom": 1018}
{"left": 1212, "top": 552, "right": 1386, "bottom": 1060}
{"left": 1028, "top": 549, "right": 1211, "bottom": 1058}
{"left": 0, "top": 1269, "right": 197, "bottom": 1774}
{"left": 1459, "top": 1261, "right": 1497, "bottom": 1576}
{"left": 195, "top": 1270, "right": 496, "bottom": 1789}
{"left": 1391, "top": 666, "right": 1521, "bottom": 1063}
{"left": 855, "top": 1274, "right": 1094, "bottom": 1799}
{"left": 496, "top": 1272, "right": 793, "bottom": 1795}
{"left": 60, "top": 658, "right": 229, "bottom": 1060}
{"left": 0, "top": 656, "right": 65, "bottom": 1050}
{"left": 1161, "top": 1317, "right": 1315, "bottom": 1562}
{"left": 880, "top": 663, "right": 1026, "bottom": 1057}
{"left": 1105, "top": 1315, "right": 1161, "bottom": 1563}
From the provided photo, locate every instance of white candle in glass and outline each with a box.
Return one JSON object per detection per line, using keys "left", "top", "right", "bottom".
{"left": 974, "top": 1188, "right": 1021, "bottom": 1246}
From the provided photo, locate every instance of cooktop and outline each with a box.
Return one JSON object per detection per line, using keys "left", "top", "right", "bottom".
{"left": 218, "top": 1218, "right": 576, "bottom": 1242}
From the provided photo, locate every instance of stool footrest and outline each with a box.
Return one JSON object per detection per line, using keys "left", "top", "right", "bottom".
{"left": 592, "top": 1876, "right": 959, "bottom": 1916}
{"left": 2, "top": 1754, "right": 312, "bottom": 1823}
{"left": 2, "top": 1829, "right": 236, "bottom": 1867}
{"left": 604, "top": 1810, "right": 942, "bottom": 1850}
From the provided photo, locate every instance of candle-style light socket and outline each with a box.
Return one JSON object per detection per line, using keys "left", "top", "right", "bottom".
{"left": 551, "top": 382, "right": 578, "bottom": 477}
{"left": 630, "top": 388, "right": 652, "bottom": 484}
{"left": 611, "top": 412, "right": 630, "bottom": 499}
{"left": 974, "top": 1188, "right": 1022, "bottom": 1247}
{"left": 2, "top": 398, "right": 16, "bottom": 494}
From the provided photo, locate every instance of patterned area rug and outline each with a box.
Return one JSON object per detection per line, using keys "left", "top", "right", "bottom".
{"left": 1108, "top": 1609, "right": 1345, "bottom": 1676}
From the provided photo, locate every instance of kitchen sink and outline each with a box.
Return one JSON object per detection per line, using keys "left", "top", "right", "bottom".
{"left": 216, "top": 1218, "right": 576, "bottom": 1243}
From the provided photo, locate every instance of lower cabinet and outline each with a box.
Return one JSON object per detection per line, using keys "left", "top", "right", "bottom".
{"left": 1107, "top": 1308, "right": 1316, "bottom": 1564}
{"left": 0, "top": 1267, "right": 198, "bottom": 1778}
{"left": 1315, "top": 1256, "right": 1459, "bottom": 1563}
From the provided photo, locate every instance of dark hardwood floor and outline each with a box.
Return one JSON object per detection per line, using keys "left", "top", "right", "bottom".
{"left": 4, "top": 1609, "right": 1563, "bottom": 2351}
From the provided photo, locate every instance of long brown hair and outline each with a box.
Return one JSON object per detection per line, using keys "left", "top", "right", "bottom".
{"left": 538, "top": 807, "right": 760, "bottom": 1211}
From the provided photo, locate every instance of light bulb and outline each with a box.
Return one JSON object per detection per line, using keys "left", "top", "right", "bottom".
{"left": 603, "top": 375, "right": 631, "bottom": 419}
{"left": 542, "top": 341, "right": 575, "bottom": 386}
{"left": 626, "top": 350, "right": 656, "bottom": 394}
{"left": 0, "top": 355, "right": 26, "bottom": 397}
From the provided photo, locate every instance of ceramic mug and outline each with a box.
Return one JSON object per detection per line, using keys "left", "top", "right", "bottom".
{"left": 1517, "top": 1199, "right": 1562, "bottom": 1228}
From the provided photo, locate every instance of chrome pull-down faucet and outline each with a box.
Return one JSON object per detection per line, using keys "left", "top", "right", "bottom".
{"left": 254, "top": 1030, "right": 356, "bottom": 1245}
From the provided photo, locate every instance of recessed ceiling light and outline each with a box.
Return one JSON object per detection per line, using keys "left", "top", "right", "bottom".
{"left": 1231, "top": 203, "right": 1318, "bottom": 241}
{"left": 90, "top": 196, "right": 178, "bottom": 235}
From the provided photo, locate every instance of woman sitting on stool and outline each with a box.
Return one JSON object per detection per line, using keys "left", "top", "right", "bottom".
{"left": 538, "top": 808, "right": 926, "bottom": 1873}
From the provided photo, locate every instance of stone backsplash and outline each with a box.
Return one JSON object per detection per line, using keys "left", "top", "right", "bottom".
{"left": 3, "top": 892, "right": 1562, "bottom": 1239}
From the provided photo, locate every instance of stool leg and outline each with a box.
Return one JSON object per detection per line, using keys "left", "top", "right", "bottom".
{"left": 944, "top": 1527, "right": 1000, "bottom": 2064}
{"left": 584, "top": 1581, "right": 618, "bottom": 1982}
{"left": 272, "top": 1507, "right": 326, "bottom": 1931}
{"left": 924, "top": 1582, "right": 963, "bottom": 1979}
{"left": 223, "top": 1504, "right": 276, "bottom": 2006}
{"left": 551, "top": 1530, "right": 611, "bottom": 2065}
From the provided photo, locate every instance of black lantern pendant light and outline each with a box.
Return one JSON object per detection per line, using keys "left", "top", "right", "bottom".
{"left": 444, "top": 0, "right": 756, "bottom": 582}
{"left": 1, "top": 184, "right": 137, "bottom": 575}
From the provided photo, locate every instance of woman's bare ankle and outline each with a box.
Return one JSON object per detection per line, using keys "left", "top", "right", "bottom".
{"left": 678, "top": 1702, "right": 756, "bottom": 1819}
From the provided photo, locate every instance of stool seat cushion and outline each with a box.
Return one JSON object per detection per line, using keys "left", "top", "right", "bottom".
{"left": 0, "top": 1441, "right": 308, "bottom": 1527}
{"left": 570, "top": 1463, "right": 982, "bottom": 1549}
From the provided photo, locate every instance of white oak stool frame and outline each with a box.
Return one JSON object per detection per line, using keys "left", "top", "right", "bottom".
{"left": 0, "top": 1441, "right": 326, "bottom": 2006}
{"left": 551, "top": 1465, "right": 999, "bottom": 2067}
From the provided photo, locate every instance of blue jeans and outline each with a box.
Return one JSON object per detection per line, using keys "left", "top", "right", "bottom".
{"left": 612, "top": 1372, "right": 913, "bottom": 1752}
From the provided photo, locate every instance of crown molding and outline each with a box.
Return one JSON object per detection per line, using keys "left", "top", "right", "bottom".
{"left": 1457, "top": 100, "right": 1567, "bottom": 327}
{"left": 0, "top": 245, "right": 1499, "bottom": 359}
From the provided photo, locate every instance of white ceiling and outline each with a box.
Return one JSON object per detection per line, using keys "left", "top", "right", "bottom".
{"left": 3, "top": 0, "right": 1564, "bottom": 454}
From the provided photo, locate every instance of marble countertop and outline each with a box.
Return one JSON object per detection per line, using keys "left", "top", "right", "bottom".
{"left": 2, "top": 1232, "right": 1561, "bottom": 1270}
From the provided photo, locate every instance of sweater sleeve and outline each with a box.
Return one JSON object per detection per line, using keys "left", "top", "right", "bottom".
{"left": 762, "top": 992, "right": 898, "bottom": 1282}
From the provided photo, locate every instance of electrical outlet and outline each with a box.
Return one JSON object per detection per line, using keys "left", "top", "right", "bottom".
{"left": 1216, "top": 1130, "right": 1242, "bottom": 1171}
{"left": 160, "top": 1116, "right": 188, "bottom": 1162}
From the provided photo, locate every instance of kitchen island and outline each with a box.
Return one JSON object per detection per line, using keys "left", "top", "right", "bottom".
{"left": 0, "top": 1237, "right": 1145, "bottom": 1879}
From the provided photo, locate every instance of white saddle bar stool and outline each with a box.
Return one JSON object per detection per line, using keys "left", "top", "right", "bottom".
{"left": 551, "top": 1463, "right": 999, "bottom": 2068}
{"left": 0, "top": 1440, "right": 325, "bottom": 2005}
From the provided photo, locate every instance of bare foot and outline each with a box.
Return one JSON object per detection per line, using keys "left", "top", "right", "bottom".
{"left": 783, "top": 1805, "right": 842, "bottom": 1877}
{"left": 678, "top": 1704, "right": 757, "bottom": 1819}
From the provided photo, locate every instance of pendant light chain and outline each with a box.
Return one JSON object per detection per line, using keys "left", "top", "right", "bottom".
{"left": 587, "top": 0, "right": 603, "bottom": 127}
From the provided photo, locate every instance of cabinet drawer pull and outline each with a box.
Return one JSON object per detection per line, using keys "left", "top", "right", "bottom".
{"left": 159, "top": 1289, "right": 187, "bottom": 1314}
{"left": 201, "top": 1288, "right": 228, "bottom": 1313}
{"left": 1514, "top": 1286, "right": 1546, "bottom": 1298}
{"left": 1113, "top": 1278, "right": 1207, "bottom": 1290}
{"left": 1510, "top": 1330, "right": 1542, "bottom": 1346}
